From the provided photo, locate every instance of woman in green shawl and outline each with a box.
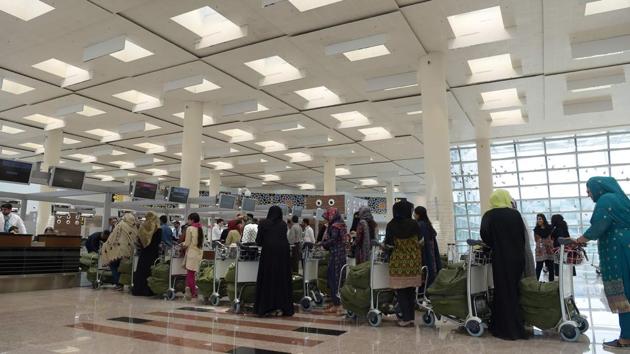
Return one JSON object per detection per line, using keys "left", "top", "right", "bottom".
{"left": 577, "top": 177, "right": 630, "bottom": 349}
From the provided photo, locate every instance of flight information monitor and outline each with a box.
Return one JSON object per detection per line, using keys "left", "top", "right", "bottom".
{"left": 49, "top": 167, "right": 85, "bottom": 190}
{"left": 0, "top": 159, "right": 32, "bottom": 184}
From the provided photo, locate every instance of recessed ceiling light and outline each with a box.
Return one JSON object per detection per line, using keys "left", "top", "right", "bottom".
{"left": 244, "top": 103, "right": 268, "bottom": 114}
{"left": 23, "top": 113, "right": 65, "bottom": 130}
{"left": 134, "top": 142, "right": 166, "bottom": 154}
{"left": 170, "top": 6, "right": 246, "bottom": 49}
{"left": 173, "top": 112, "right": 214, "bottom": 126}
{"left": 244, "top": 55, "right": 303, "bottom": 85}
{"left": 489, "top": 109, "right": 526, "bottom": 127}
{"left": 32, "top": 58, "right": 90, "bottom": 87}
{"left": 63, "top": 137, "right": 80, "bottom": 145}
{"left": 145, "top": 168, "right": 168, "bottom": 176}
{"left": 255, "top": 140, "right": 287, "bottom": 153}
{"left": 343, "top": 45, "right": 390, "bottom": 62}
{"left": 76, "top": 105, "right": 106, "bottom": 117}
{"left": 570, "top": 85, "right": 612, "bottom": 93}
{"left": 184, "top": 79, "right": 220, "bottom": 94}
{"left": 384, "top": 83, "right": 418, "bottom": 91}
{"left": 111, "top": 150, "right": 125, "bottom": 156}
{"left": 294, "top": 86, "right": 339, "bottom": 103}
{"left": 331, "top": 111, "right": 371, "bottom": 129}
{"left": 174, "top": 152, "right": 182, "bottom": 157}
{"left": 0, "top": 0, "right": 54, "bottom": 21}
{"left": 112, "top": 90, "right": 161, "bottom": 112}
{"left": 85, "top": 128, "right": 121, "bottom": 141}
{"left": 298, "top": 183, "right": 316, "bottom": 190}
{"left": 0, "top": 125, "right": 25, "bottom": 134}
{"left": 92, "top": 174, "right": 114, "bottom": 182}
{"left": 288, "top": 0, "right": 343, "bottom": 12}
{"left": 0, "top": 78, "right": 34, "bottom": 95}
{"left": 480, "top": 88, "right": 521, "bottom": 110}
{"left": 110, "top": 160, "right": 135, "bottom": 169}
{"left": 263, "top": 121, "right": 305, "bottom": 132}
{"left": 360, "top": 178, "right": 379, "bottom": 186}
{"left": 0, "top": 148, "right": 20, "bottom": 156}
{"left": 109, "top": 40, "right": 153, "bottom": 62}
{"left": 448, "top": 6, "right": 505, "bottom": 37}
{"left": 19, "top": 142, "right": 44, "bottom": 151}
{"left": 335, "top": 167, "right": 351, "bottom": 176}
{"left": 208, "top": 161, "right": 233, "bottom": 170}
{"left": 406, "top": 110, "right": 423, "bottom": 116}
{"left": 585, "top": 0, "right": 630, "bottom": 16}
{"left": 260, "top": 174, "right": 280, "bottom": 182}
{"left": 67, "top": 153, "right": 96, "bottom": 163}
{"left": 218, "top": 128, "right": 254, "bottom": 143}
{"left": 467, "top": 53, "right": 513, "bottom": 75}
{"left": 284, "top": 152, "right": 312, "bottom": 162}
{"left": 358, "top": 126, "right": 393, "bottom": 141}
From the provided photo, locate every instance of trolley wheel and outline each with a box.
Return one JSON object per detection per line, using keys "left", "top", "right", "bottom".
{"left": 464, "top": 318, "right": 484, "bottom": 337}
{"left": 165, "top": 288, "right": 176, "bottom": 301}
{"left": 559, "top": 322, "right": 580, "bottom": 342}
{"left": 312, "top": 291, "right": 325, "bottom": 306}
{"left": 394, "top": 303, "right": 403, "bottom": 320}
{"left": 92, "top": 281, "right": 100, "bottom": 289}
{"left": 346, "top": 310, "right": 357, "bottom": 320}
{"left": 209, "top": 293, "right": 221, "bottom": 306}
{"left": 421, "top": 311, "right": 436, "bottom": 327}
{"left": 367, "top": 310, "right": 383, "bottom": 327}
{"left": 232, "top": 301, "right": 241, "bottom": 314}
{"left": 572, "top": 315, "right": 589, "bottom": 333}
{"left": 300, "top": 297, "right": 314, "bottom": 311}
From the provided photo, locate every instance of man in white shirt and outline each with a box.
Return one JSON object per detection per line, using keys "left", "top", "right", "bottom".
{"left": 242, "top": 219, "right": 258, "bottom": 244}
{"left": 302, "top": 218, "right": 315, "bottom": 244}
{"left": 211, "top": 219, "right": 224, "bottom": 242}
{"left": 1, "top": 203, "right": 26, "bottom": 234}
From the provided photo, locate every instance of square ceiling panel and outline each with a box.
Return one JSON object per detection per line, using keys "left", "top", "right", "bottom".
{"left": 0, "top": 69, "right": 69, "bottom": 111}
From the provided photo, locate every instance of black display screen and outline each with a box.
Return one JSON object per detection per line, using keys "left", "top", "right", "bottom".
{"left": 133, "top": 181, "right": 158, "bottom": 200}
{"left": 219, "top": 194, "right": 236, "bottom": 209}
{"left": 241, "top": 198, "right": 256, "bottom": 212}
{"left": 0, "top": 159, "right": 32, "bottom": 184}
{"left": 168, "top": 187, "right": 190, "bottom": 203}
{"left": 50, "top": 167, "right": 85, "bottom": 190}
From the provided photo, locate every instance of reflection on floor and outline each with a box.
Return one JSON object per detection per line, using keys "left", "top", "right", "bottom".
{"left": 0, "top": 266, "right": 619, "bottom": 353}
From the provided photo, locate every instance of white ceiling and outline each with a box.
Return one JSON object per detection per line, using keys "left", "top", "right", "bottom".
{"left": 2, "top": 0, "right": 630, "bottom": 194}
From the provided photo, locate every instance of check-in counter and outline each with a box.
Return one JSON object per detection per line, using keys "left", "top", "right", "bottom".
{"left": 0, "top": 233, "right": 81, "bottom": 293}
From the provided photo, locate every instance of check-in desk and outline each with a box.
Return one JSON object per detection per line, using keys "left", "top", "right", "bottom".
{"left": 0, "top": 234, "right": 82, "bottom": 293}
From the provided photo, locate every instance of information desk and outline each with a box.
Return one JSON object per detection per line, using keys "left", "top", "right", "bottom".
{"left": 0, "top": 234, "right": 81, "bottom": 293}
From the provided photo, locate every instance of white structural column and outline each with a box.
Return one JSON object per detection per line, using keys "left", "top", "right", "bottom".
{"left": 180, "top": 102, "right": 203, "bottom": 200}
{"left": 419, "top": 52, "right": 455, "bottom": 250}
{"left": 386, "top": 181, "right": 394, "bottom": 220}
{"left": 476, "top": 122, "right": 493, "bottom": 213}
{"left": 323, "top": 158, "right": 336, "bottom": 195}
{"left": 208, "top": 170, "right": 222, "bottom": 198}
{"left": 36, "top": 129, "right": 63, "bottom": 234}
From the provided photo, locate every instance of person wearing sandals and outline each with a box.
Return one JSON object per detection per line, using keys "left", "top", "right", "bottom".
{"left": 576, "top": 177, "right": 630, "bottom": 350}
{"left": 386, "top": 200, "right": 422, "bottom": 327}
{"left": 254, "top": 206, "right": 294, "bottom": 317}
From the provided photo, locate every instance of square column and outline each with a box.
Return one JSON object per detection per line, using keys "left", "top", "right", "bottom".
{"left": 180, "top": 102, "right": 203, "bottom": 200}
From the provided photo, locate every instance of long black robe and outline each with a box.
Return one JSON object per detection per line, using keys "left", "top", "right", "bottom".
{"left": 480, "top": 207, "right": 528, "bottom": 340}
{"left": 254, "top": 206, "right": 294, "bottom": 316}
{"left": 132, "top": 229, "right": 161, "bottom": 296}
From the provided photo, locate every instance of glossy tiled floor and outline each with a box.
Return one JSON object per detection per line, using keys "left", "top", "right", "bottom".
{"left": 0, "top": 266, "right": 622, "bottom": 354}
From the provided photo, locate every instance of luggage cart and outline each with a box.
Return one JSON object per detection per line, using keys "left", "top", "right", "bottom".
{"left": 554, "top": 238, "right": 589, "bottom": 342}
{"left": 208, "top": 242, "right": 230, "bottom": 306}
{"left": 365, "top": 244, "right": 400, "bottom": 327}
{"left": 93, "top": 249, "right": 137, "bottom": 290}
{"left": 231, "top": 244, "right": 260, "bottom": 313}
{"left": 420, "top": 239, "right": 493, "bottom": 337}
{"left": 164, "top": 245, "right": 188, "bottom": 301}
{"left": 299, "top": 243, "right": 325, "bottom": 311}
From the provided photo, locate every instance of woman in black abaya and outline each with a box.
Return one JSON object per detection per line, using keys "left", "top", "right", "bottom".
{"left": 254, "top": 206, "right": 294, "bottom": 317}
{"left": 132, "top": 211, "right": 162, "bottom": 296}
{"left": 480, "top": 189, "right": 529, "bottom": 340}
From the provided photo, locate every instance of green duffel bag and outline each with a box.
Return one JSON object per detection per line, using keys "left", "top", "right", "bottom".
{"left": 430, "top": 295, "right": 468, "bottom": 320}
{"left": 118, "top": 258, "right": 132, "bottom": 274}
{"left": 227, "top": 283, "right": 256, "bottom": 303}
{"left": 520, "top": 276, "right": 562, "bottom": 330}
{"left": 427, "top": 265, "right": 467, "bottom": 297}
{"left": 224, "top": 263, "right": 236, "bottom": 283}
{"left": 346, "top": 261, "right": 370, "bottom": 290}
{"left": 151, "top": 260, "right": 170, "bottom": 281}
{"left": 340, "top": 284, "right": 371, "bottom": 316}
{"left": 147, "top": 276, "right": 169, "bottom": 295}
{"left": 119, "top": 273, "right": 131, "bottom": 286}
{"left": 197, "top": 262, "right": 215, "bottom": 297}
{"left": 87, "top": 266, "right": 97, "bottom": 283}
{"left": 80, "top": 253, "right": 98, "bottom": 271}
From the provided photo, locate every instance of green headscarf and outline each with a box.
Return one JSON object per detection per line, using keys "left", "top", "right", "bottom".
{"left": 490, "top": 189, "right": 513, "bottom": 209}
{"left": 586, "top": 176, "right": 630, "bottom": 203}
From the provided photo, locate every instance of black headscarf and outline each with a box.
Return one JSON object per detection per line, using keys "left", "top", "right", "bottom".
{"left": 266, "top": 206, "right": 283, "bottom": 223}
{"left": 386, "top": 201, "right": 420, "bottom": 241}
{"left": 393, "top": 200, "right": 414, "bottom": 220}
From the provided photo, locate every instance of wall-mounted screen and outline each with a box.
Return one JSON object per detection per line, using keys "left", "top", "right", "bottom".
{"left": 49, "top": 167, "right": 85, "bottom": 190}
{"left": 0, "top": 159, "right": 32, "bottom": 184}
{"left": 219, "top": 194, "right": 236, "bottom": 209}
{"left": 168, "top": 186, "right": 189, "bottom": 204}
{"left": 241, "top": 198, "right": 256, "bottom": 212}
{"left": 132, "top": 181, "right": 158, "bottom": 200}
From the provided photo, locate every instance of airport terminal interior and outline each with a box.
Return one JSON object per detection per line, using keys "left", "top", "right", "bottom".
{"left": 1, "top": 0, "right": 630, "bottom": 353}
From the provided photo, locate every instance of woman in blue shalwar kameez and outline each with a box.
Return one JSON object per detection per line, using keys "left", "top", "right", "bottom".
{"left": 577, "top": 177, "right": 630, "bottom": 349}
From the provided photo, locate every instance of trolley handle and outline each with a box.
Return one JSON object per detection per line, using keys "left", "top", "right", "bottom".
{"left": 466, "top": 239, "right": 486, "bottom": 247}
{"left": 557, "top": 237, "right": 575, "bottom": 246}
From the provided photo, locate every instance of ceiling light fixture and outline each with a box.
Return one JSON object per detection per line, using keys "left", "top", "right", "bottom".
{"left": 260, "top": 174, "right": 280, "bottom": 182}
{"left": 19, "top": 142, "right": 44, "bottom": 153}
{"left": 262, "top": 121, "right": 305, "bottom": 132}
{"left": 83, "top": 36, "right": 153, "bottom": 63}
{"left": 173, "top": 111, "right": 214, "bottom": 126}
{"left": 32, "top": 58, "right": 91, "bottom": 87}
{"left": 0, "top": 148, "right": 20, "bottom": 156}
{"left": 63, "top": 137, "right": 80, "bottom": 145}
{"left": 570, "top": 85, "right": 612, "bottom": 93}
{"left": 23, "top": 113, "right": 65, "bottom": 130}
{"left": 489, "top": 109, "right": 527, "bottom": 127}
{"left": 335, "top": 167, "right": 351, "bottom": 176}
{"left": 85, "top": 128, "right": 121, "bottom": 142}
{"left": 0, "top": 124, "right": 25, "bottom": 134}
{"left": 480, "top": 88, "right": 522, "bottom": 110}
{"left": 358, "top": 126, "right": 393, "bottom": 141}
{"left": 223, "top": 99, "right": 267, "bottom": 116}
{"left": 145, "top": 168, "right": 168, "bottom": 177}
{"left": 184, "top": 79, "right": 220, "bottom": 94}
{"left": 0, "top": 78, "right": 34, "bottom": 95}
{"left": 406, "top": 110, "right": 423, "bottom": 115}
{"left": 294, "top": 86, "right": 341, "bottom": 108}
{"left": 284, "top": 152, "right": 312, "bottom": 163}
{"left": 468, "top": 53, "right": 514, "bottom": 75}
{"left": 244, "top": 103, "right": 268, "bottom": 114}
{"left": 67, "top": 153, "right": 96, "bottom": 163}
{"left": 584, "top": 0, "right": 630, "bottom": 16}
{"left": 134, "top": 142, "right": 166, "bottom": 154}
{"left": 571, "top": 35, "right": 630, "bottom": 60}
{"left": 170, "top": 6, "right": 247, "bottom": 49}
{"left": 366, "top": 71, "right": 417, "bottom": 92}
{"left": 566, "top": 70, "right": 626, "bottom": 92}
{"left": 244, "top": 55, "right": 304, "bottom": 86}
{"left": 360, "top": 178, "right": 379, "bottom": 186}
{"left": 92, "top": 174, "right": 114, "bottom": 182}
{"left": 208, "top": 161, "right": 233, "bottom": 170}
{"left": 286, "top": 0, "right": 343, "bottom": 12}
{"left": 112, "top": 90, "right": 162, "bottom": 112}
{"left": 110, "top": 160, "right": 135, "bottom": 169}
{"left": 325, "top": 34, "right": 390, "bottom": 62}
{"left": 298, "top": 183, "right": 316, "bottom": 190}
{"left": 255, "top": 140, "right": 287, "bottom": 153}
{"left": 0, "top": 0, "right": 54, "bottom": 21}
{"left": 57, "top": 104, "right": 106, "bottom": 117}
{"left": 447, "top": 6, "right": 509, "bottom": 48}
{"left": 218, "top": 128, "right": 254, "bottom": 143}
{"left": 331, "top": 111, "right": 370, "bottom": 129}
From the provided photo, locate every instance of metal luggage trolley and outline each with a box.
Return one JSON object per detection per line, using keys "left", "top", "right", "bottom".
{"left": 208, "top": 241, "right": 230, "bottom": 306}
{"left": 420, "top": 239, "right": 493, "bottom": 337}
{"left": 299, "top": 242, "right": 326, "bottom": 311}
{"left": 554, "top": 238, "right": 589, "bottom": 342}
{"left": 365, "top": 244, "right": 395, "bottom": 327}
{"left": 165, "top": 244, "right": 188, "bottom": 300}
{"left": 93, "top": 249, "right": 138, "bottom": 290}
{"left": 231, "top": 243, "right": 260, "bottom": 313}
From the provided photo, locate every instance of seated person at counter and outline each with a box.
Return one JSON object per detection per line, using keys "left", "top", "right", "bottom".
{"left": 7, "top": 226, "right": 19, "bottom": 234}
{"left": 1, "top": 203, "right": 26, "bottom": 234}
{"left": 85, "top": 230, "right": 110, "bottom": 253}
{"left": 43, "top": 227, "right": 56, "bottom": 235}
